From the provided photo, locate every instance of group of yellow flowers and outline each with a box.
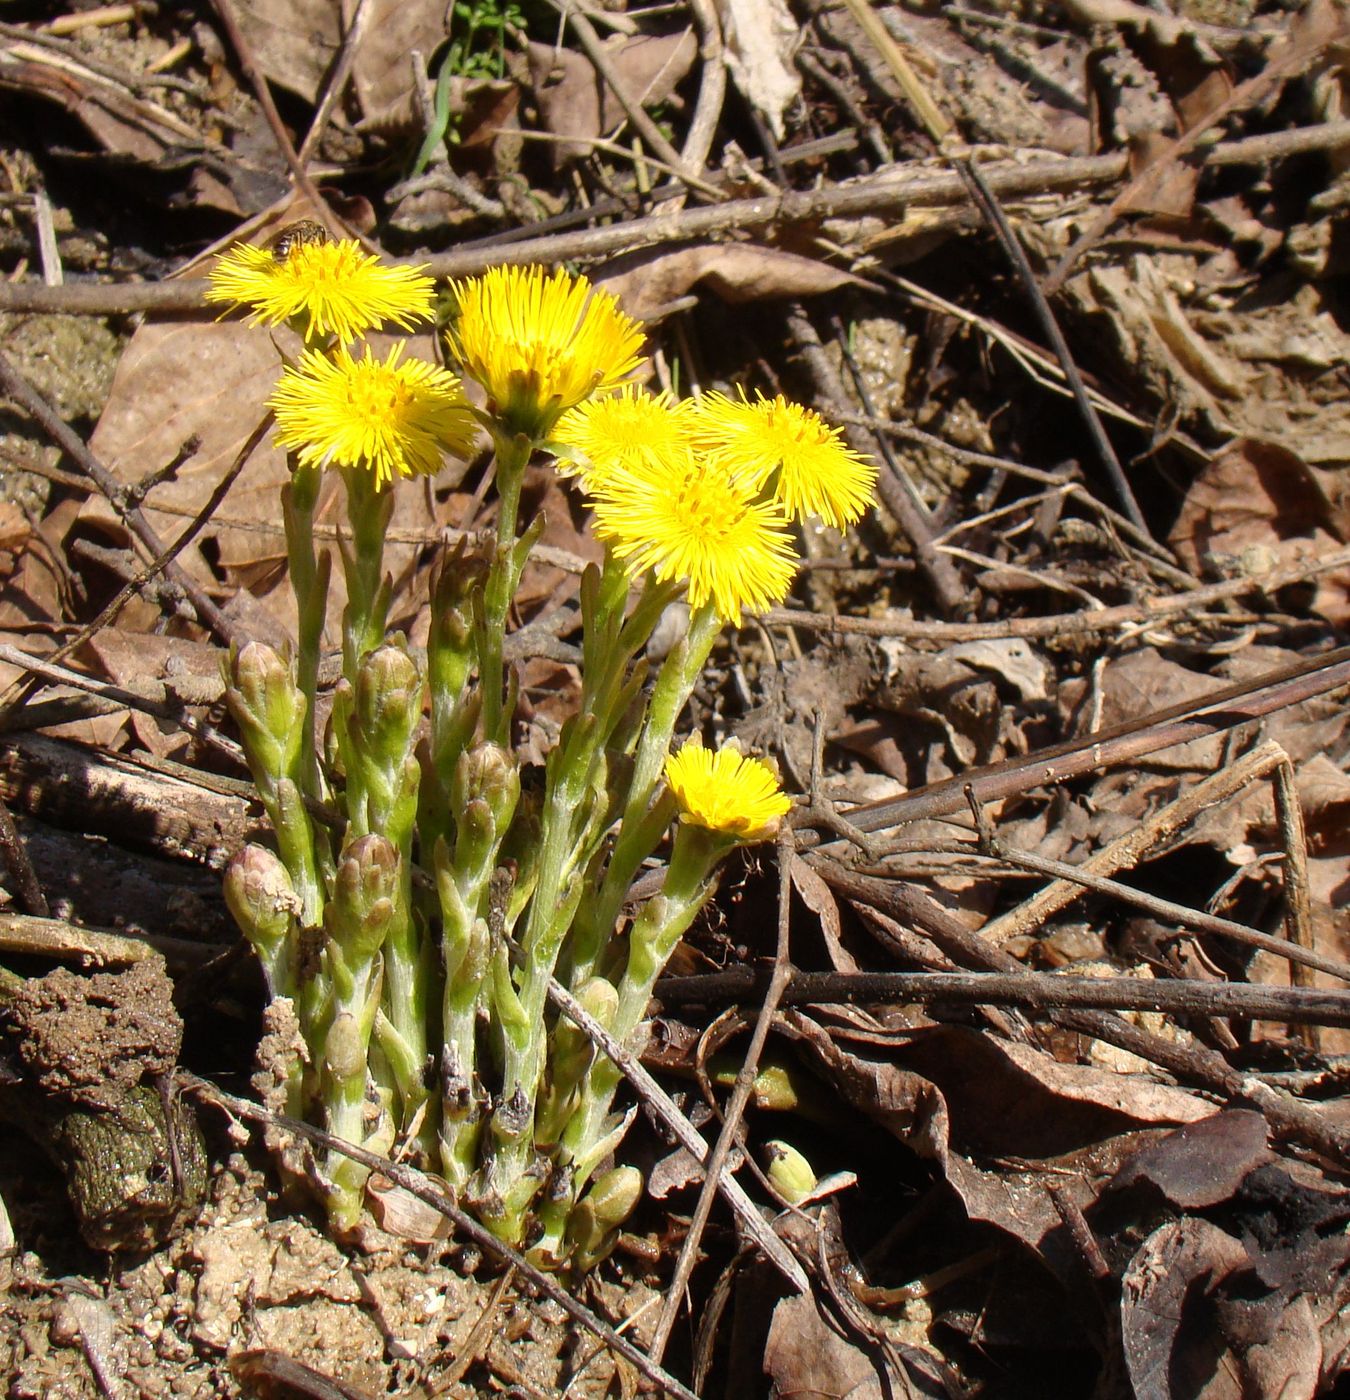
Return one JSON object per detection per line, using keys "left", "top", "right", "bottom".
{"left": 209, "top": 231, "right": 875, "bottom": 1258}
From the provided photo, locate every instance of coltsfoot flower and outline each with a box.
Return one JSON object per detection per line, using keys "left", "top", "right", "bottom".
{"left": 691, "top": 392, "right": 877, "bottom": 529}
{"left": 445, "top": 265, "right": 644, "bottom": 439}
{"left": 271, "top": 342, "right": 476, "bottom": 485}
{"left": 552, "top": 386, "right": 691, "bottom": 491}
{"left": 664, "top": 740, "right": 792, "bottom": 838}
{"left": 590, "top": 454, "right": 798, "bottom": 623}
{"left": 207, "top": 237, "right": 436, "bottom": 344}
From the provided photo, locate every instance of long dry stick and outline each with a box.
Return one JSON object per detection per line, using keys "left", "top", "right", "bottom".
{"left": 543, "top": 976, "right": 810, "bottom": 1294}
{"left": 654, "top": 966, "right": 1350, "bottom": 1028}
{"left": 4, "top": 118, "right": 1350, "bottom": 317}
{"left": 833, "top": 0, "right": 1144, "bottom": 527}
{"left": 206, "top": 0, "right": 345, "bottom": 240}
{"left": 785, "top": 306, "right": 967, "bottom": 615}
{"left": 799, "top": 642, "right": 1350, "bottom": 840}
{"left": 812, "top": 865, "right": 1350, "bottom": 1166}
{"left": 768, "top": 542, "right": 1350, "bottom": 642}
{"left": 980, "top": 739, "right": 1293, "bottom": 945}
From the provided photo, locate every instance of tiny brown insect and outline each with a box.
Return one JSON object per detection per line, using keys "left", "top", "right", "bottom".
{"left": 267, "top": 219, "right": 329, "bottom": 261}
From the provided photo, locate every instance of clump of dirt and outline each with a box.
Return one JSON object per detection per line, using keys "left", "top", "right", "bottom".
{"left": 2, "top": 1153, "right": 661, "bottom": 1399}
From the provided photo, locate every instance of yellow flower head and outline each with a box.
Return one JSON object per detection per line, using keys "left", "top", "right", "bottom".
{"left": 590, "top": 454, "right": 798, "bottom": 624}
{"left": 664, "top": 740, "right": 792, "bottom": 839}
{"left": 270, "top": 342, "right": 476, "bottom": 486}
{"left": 691, "top": 392, "right": 877, "bottom": 529}
{"left": 552, "top": 386, "right": 691, "bottom": 491}
{"left": 206, "top": 237, "right": 436, "bottom": 345}
{"left": 445, "top": 265, "right": 645, "bottom": 440}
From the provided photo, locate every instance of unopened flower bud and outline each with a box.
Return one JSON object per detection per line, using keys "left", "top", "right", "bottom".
{"left": 567, "top": 1165, "right": 642, "bottom": 1270}
{"left": 327, "top": 834, "right": 398, "bottom": 965}
{"left": 354, "top": 644, "right": 421, "bottom": 753}
{"left": 453, "top": 743, "right": 520, "bottom": 830}
{"left": 324, "top": 1011, "right": 367, "bottom": 1083}
{"left": 764, "top": 1140, "right": 817, "bottom": 1205}
{"left": 223, "top": 844, "right": 298, "bottom": 952}
{"left": 227, "top": 642, "right": 304, "bottom": 776}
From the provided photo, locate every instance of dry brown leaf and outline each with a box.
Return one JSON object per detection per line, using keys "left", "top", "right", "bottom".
{"left": 232, "top": 0, "right": 342, "bottom": 104}
{"left": 719, "top": 0, "right": 801, "bottom": 141}
{"left": 763, "top": 1291, "right": 885, "bottom": 1400}
{"left": 526, "top": 32, "right": 697, "bottom": 164}
{"left": 84, "top": 318, "right": 459, "bottom": 648}
{"left": 1169, "top": 437, "right": 1350, "bottom": 624}
{"left": 347, "top": 0, "right": 447, "bottom": 128}
{"left": 601, "top": 244, "right": 859, "bottom": 323}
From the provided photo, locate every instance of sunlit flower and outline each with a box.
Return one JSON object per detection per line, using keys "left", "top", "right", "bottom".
{"left": 552, "top": 386, "right": 691, "bottom": 491}
{"left": 206, "top": 238, "right": 435, "bottom": 344}
{"left": 445, "top": 265, "right": 645, "bottom": 439}
{"left": 270, "top": 342, "right": 476, "bottom": 485}
{"left": 691, "top": 392, "right": 876, "bottom": 529}
{"left": 590, "top": 454, "right": 798, "bottom": 623}
{"left": 664, "top": 740, "right": 792, "bottom": 839}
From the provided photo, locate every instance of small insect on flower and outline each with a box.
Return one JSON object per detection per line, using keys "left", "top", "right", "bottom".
{"left": 207, "top": 237, "right": 436, "bottom": 345}
{"left": 267, "top": 219, "right": 329, "bottom": 260}
{"left": 664, "top": 740, "right": 792, "bottom": 840}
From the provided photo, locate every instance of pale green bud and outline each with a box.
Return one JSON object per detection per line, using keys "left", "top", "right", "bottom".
{"left": 327, "top": 835, "right": 398, "bottom": 967}
{"left": 764, "top": 1140, "right": 818, "bottom": 1205}
{"left": 223, "top": 844, "right": 297, "bottom": 954}
{"left": 324, "top": 1011, "right": 367, "bottom": 1083}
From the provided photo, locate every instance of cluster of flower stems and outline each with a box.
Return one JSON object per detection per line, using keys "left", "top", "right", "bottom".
{"left": 215, "top": 242, "right": 868, "bottom": 1268}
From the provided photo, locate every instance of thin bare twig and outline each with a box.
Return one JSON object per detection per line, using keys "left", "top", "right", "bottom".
{"left": 206, "top": 0, "right": 345, "bottom": 239}
{"left": 785, "top": 305, "right": 968, "bottom": 615}
{"left": 552, "top": 0, "right": 719, "bottom": 195}
{"left": 649, "top": 824, "right": 800, "bottom": 1365}
{"left": 0, "top": 348, "right": 238, "bottom": 647}
{"left": 767, "top": 542, "right": 1350, "bottom": 642}
{"left": 811, "top": 865, "right": 1350, "bottom": 1166}
{"left": 654, "top": 966, "right": 1350, "bottom": 1027}
{"left": 1043, "top": 13, "right": 1350, "bottom": 294}
{"left": 0, "top": 795, "right": 46, "bottom": 917}
{"left": 543, "top": 975, "right": 810, "bottom": 1294}
{"left": 295, "top": 0, "right": 376, "bottom": 167}
{"left": 1272, "top": 756, "right": 1318, "bottom": 1049}
{"left": 799, "top": 642, "right": 1350, "bottom": 839}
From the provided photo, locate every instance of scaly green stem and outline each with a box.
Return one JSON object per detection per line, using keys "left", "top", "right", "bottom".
{"left": 479, "top": 432, "right": 532, "bottom": 743}
{"left": 281, "top": 463, "right": 330, "bottom": 802}
{"left": 572, "top": 603, "right": 720, "bottom": 987}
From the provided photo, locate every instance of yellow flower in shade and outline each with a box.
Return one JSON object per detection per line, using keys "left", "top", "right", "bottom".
{"left": 590, "top": 454, "right": 798, "bottom": 624}
{"left": 206, "top": 238, "right": 435, "bottom": 344}
{"left": 691, "top": 392, "right": 877, "bottom": 529}
{"left": 552, "top": 386, "right": 691, "bottom": 490}
{"left": 445, "top": 265, "right": 645, "bottom": 439}
{"left": 664, "top": 740, "right": 792, "bottom": 839}
{"left": 270, "top": 342, "right": 476, "bottom": 486}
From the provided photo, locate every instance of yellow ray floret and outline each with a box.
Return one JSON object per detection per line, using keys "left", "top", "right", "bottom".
{"left": 270, "top": 343, "right": 476, "bottom": 485}
{"left": 691, "top": 391, "right": 877, "bottom": 529}
{"left": 445, "top": 265, "right": 645, "bottom": 438}
{"left": 552, "top": 386, "right": 692, "bottom": 491}
{"left": 206, "top": 238, "right": 435, "bottom": 344}
{"left": 664, "top": 740, "right": 792, "bottom": 839}
{"left": 590, "top": 453, "right": 798, "bottom": 624}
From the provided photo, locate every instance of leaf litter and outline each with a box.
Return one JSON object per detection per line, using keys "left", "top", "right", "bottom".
{"left": 4, "top": 0, "right": 1350, "bottom": 1396}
